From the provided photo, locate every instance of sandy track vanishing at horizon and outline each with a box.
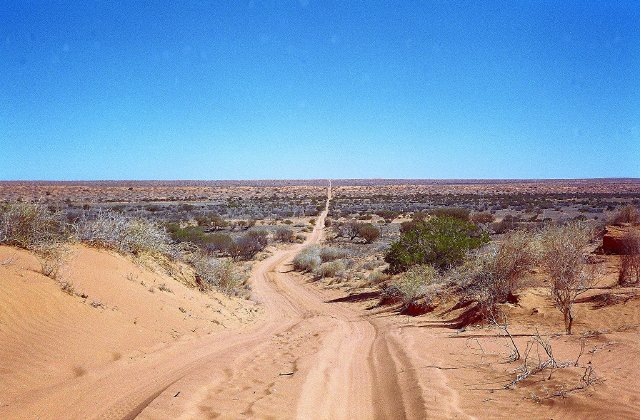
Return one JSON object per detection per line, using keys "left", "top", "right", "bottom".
{"left": 135, "top": 180, "right": 445, "bottom": 420}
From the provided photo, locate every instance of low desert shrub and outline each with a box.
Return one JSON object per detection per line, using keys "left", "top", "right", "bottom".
{"left": 187, "top": 252, "right": 247, "bottom": 296}
{"left": 453, "top": 230, "right": 538, "bottom": 315}
{"left": 611, "top": 205, "right": 640, "bottom": 225}
{"left": 319, "top": 247, "right": 349, "bottom": 262}
{"left": 229, "top": 229, "right": 269, "bottom": 260}
{"left": 0, "top": 202, "right": 65, "bottom": 249}
{"left": 166, "top": 223, "right": 209, "bottom": 244}
{"left": 380, "top": 265, "right": 439, "bottom": 311}
{"left": 619, "top": 230, "right": 640, "bottom": 285}
{"left": 375, "top": 210, "right": 400, "bottom": 222}
{"left": 367, "top": 270, "right": 389, "bottom": 284}
{"left": 77, "top": 211, "right": 173, "bottom": 257}
{"left": 274, "top": 226, "right": 295, "bottom": 243}
{"left": 471, "top": 212, "right": 496, "bottom": 224}
{"left": 205, "top": 233, "right": 234, "bottom": 254}
{"left": 357, "top": 223, "right": 380, "bottom": 243}
{"left": 35, "top": 241, "right": 71, "bottom": 280}
{"left": 492, "top": 214, "right": 519, "bottom": 234}
{"left": 430, "top": 207, "right": 470, "bottom": 221}
{"left": 293, "top": 246, "right": 321, "bottom": 272}
{"left": 337, "top": 221, "right": 380, "bottom": 243}
{"left": 313, "top": 260, "right": 346, "bottom": 278}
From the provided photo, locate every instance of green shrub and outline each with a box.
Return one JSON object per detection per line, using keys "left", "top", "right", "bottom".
{"left": 385, "top": 216, "right": 488, "bottom": 273}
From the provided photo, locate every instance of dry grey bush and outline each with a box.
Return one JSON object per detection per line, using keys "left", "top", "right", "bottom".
{"left": 313, "top": 260, "right": 346, "bottom": 278}
{"left": 274, "top": 226, "right": 295, "bottom": 243}
{"left": 619, "top": 230, "right": 640, "bottom": 285}
{"left": 540, "top": 222, "right": 596, "bottom": 335}
{"left": 75, "top": 211, "right": 173, "bottom": 257}
{"left": 186, "top": 251, "right": 248, "bottom": 296}
{"left": 319, "top": 246, "right": 350, "bottom": 262}
{"left": 0, "top": 202, "right": 64, "bottom": 249}
{"left": 0, "top": 202, "right": 71, "bottom": 279}
{"left": 380, "top": 265, "right": 441, "bottom": 310}
{"left": 293, "top": 246, "right": 321, "bottom": 272}
{"left": 367, "top": 270, "right": 389, "bottom": 285}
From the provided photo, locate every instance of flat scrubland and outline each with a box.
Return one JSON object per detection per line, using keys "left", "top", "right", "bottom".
{"left": 1, "top": 179, "right": 640, "bottom": 419}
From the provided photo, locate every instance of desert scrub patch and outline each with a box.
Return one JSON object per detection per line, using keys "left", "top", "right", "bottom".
{"left": 313, "top": 260, "right": 347, "bottom": 279}
{"left": 76, "top": 211, "right": 173, "bottom": 257}
{"left": 380, "top": 265, "right": 441, "bottom": 312}
{"left": 367, "top": 270, "right": 389, "bottom": 285}
{"left": 293, "top": 246, "right": 322, "bottom": 272}
{"left": 319, "top": 247, "right": 350, "bottom": 262}
{"left": 35, "top": 241, "right": 71, "bottom": 280}
{"left": 0, "top": 202, "right": 66, "bottom": 249}
{"left": 186, "top": 251, "right": 248, "bottom": 297}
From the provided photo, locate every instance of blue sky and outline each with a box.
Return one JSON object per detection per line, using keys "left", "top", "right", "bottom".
{"left": 1, "top": 1, "right": 638, "bottom": 180}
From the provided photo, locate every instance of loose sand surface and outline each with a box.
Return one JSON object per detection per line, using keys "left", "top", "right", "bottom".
{"left": 1, "top": 184, "right": 639, "bottom": 419}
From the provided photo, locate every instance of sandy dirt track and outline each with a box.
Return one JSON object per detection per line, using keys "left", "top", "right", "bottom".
{"left": 134, "top": 182, "right": 433, "bottom": 419}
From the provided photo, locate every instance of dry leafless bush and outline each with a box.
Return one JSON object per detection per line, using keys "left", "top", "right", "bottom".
{"left": 540, "top": 222, "right": 596, "bottom": 335}
{"left": 35, "top": 241, "right": 71, "bottom": 280}
{"left": 619, "top": 230, "right": 640, "bottom": 285}
{"left": 0, "top": 202, "right": 64, "bottom": 249}
{"left": 610, "top": 204, "right": 640, "bottom": 225}
{"left": 506, "top": 330, "right": 600, "bottom": 400}
{"left": 453, "top": 229, "right": 538, "bottom": 317}
{"left": 186, "top": 251, "right": 248, "bottom": 296}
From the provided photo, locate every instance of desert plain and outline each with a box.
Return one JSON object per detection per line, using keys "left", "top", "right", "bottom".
{"left": 1, "top": 178, "right": 640, "bottom": 419}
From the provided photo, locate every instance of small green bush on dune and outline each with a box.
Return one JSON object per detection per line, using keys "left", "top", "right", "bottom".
{"left": 385, "top": 216, "right": 488, "bottom": 273}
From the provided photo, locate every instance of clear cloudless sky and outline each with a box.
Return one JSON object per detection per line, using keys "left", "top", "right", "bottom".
{"left": 1, "top": 1, "right": 638, "bottom": 180}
